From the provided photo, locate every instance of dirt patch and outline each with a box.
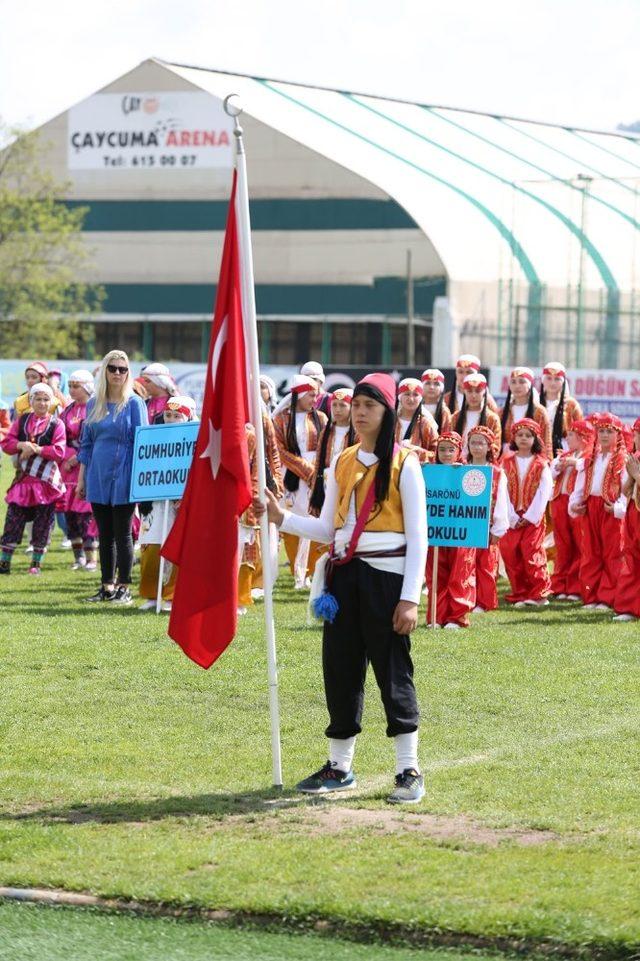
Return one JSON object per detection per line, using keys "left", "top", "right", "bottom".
{"left": 273, "top": 806, "right": 562, "bottom": 846}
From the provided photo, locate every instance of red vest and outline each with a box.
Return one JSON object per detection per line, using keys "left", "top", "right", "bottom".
{"left": 504, "top": 453, "right": 547, "bottom": 514}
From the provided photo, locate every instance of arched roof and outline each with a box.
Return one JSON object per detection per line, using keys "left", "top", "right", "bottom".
{"left": 159, "top": 58, "right": 640, "bottom": 296}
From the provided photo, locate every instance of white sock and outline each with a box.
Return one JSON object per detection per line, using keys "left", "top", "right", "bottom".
{"left": 329, "top": 737, "right": 356, "bottom": 773}
{"left": 394, "top": 731, "right": 420, "bottom": 775}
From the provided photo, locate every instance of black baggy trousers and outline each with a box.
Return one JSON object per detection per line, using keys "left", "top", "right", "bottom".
{"left": 322, "top": 558, "right": 420, "bottom": 739}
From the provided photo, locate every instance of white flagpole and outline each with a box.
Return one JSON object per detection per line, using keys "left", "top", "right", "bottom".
{"left": 225, "top": 95, "right": 283, "bottom": 789}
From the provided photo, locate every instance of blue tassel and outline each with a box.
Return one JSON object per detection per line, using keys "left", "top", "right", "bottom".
{"left": 312, "top": 590, "right": 340, "bottom": 623}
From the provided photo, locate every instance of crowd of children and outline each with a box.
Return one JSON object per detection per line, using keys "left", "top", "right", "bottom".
{"left": 1, "top": 355, "right": 639, "bottom": 626}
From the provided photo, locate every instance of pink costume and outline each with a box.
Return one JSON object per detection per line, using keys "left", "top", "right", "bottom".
{"left": 147, "top": 395, "right": 170, "bottom": 422}
{"left": 58, "top": 402, "right": 93, "bottom": 513}
{"left": 1, "top": 414, "right": 66, "bottom": 507}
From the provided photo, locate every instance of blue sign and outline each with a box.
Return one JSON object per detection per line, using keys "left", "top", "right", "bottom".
{"left": 129, "top": 422, "right": 199, "bottom": 501}
{"left": 422, "top": 464, "right": 492, "bottom": 548}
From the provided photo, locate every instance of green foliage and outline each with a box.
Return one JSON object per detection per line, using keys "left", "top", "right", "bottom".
{"left": 0, "top": 459, "right": 639, "bottom": 951}
{"left": 0, "top": 121, "right": 103, "bottom": 358}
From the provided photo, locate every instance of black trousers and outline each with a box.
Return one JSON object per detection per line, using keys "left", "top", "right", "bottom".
{"left": 91, "top": 502, "right": 136, "bottom": 585}
{"left": 322, "top": 558, "right": 419, "bottom": 739}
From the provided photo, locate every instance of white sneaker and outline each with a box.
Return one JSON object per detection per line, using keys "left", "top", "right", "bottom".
{"left": 583, "top": 603, "right": 598, "bottom": 610}
{"left": 534, "top": 599, "right": 550, "bottom": 607}
{"left": 522, "top": 599, "right": 538, "bottom": 606}
{"left": 85, "top": 561, "right": 97, "bottom": 572}
{"left": 161, "top": 601, "right": 172, "bottom": 613}
{"left": 139, "top": 599, "right": 156, "bottom": 611}
{"left": 71, "top": 559, "right": 87, "bottom": 571}
{"left": 472, "top": 606, "right": 485, "bottom": 614}
{"left": 237, "top": 606, "right": 248, "bottom": 616}
{"left": 251, "top": 588, "right": 264, "bottom": 600}
{"left": 443, "top": 622, "right": 462, "bottom": 630}
{"left": 595, "top": 603, "right": 611, "bottom": 611}
{"left": 555, "top": 593, "right": 567, "bottom": 600}
{"left": 60, "top": 539, "right": 72, "bottom": 550}
{"left": 25, "top": 545, "right": 33, "bottom": 554}
{"left": 612, "top": 613, "right": 636, "bottom": 622}
{"left": 421, "top": 586, "right": 429, "bottom": 597}
{"left": 426, "top": 623, "right": 441, "bottom": 629}
{"left": 514, "top": 601, "right": 527, "bottom": 609}
{"left": 566, "top": 594, "right": 581, "bottom": 601}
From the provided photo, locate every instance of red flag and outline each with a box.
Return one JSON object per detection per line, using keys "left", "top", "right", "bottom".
{"left": 162, "top": 171, "right": 252, "bottom": 668}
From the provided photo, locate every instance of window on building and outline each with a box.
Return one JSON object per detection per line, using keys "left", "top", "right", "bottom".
{"left": 389, "top": 323, "right": 432, "bottom": 366}
{"left": 94, "top": 323, "right": 143, "bottom": 359}
{"left": 331, "top": 323, "right": 382, "bottom": 365}
{"left": 260, "top": 321, "right": 324, "bottom": 364}
{"left": 153, "top": 322, "right": 204, "bottom": 362}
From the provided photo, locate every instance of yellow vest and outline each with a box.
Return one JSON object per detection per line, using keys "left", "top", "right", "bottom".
{"left": 334, "top": 444, "right": 410, "bottom": 533}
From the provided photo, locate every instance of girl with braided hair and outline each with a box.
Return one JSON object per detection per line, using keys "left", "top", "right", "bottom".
{"left": 499, "top": 367, "right": 552, "bottom": 460}
{"left": 539, "top": 362, "right": 583, "bottom": 457}
{"left": 421, "top": 369, "right": 451, "bottom": 433}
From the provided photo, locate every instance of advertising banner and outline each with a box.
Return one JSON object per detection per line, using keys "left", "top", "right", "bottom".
{"left": 129, "top": 422, "right": 199, "bottom": 502}
{"left": 68, "top": 92, "right": 234, "bottom": 170}
{"left": 422, "top": 464, "right": 492, "bottom": 548}
{"left": 489, "top": 367, "right": 640, "bottom": 422}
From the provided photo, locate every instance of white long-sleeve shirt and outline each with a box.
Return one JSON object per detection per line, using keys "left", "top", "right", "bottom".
{"left": 491, "top": 470, "right": 510, "bottom": 538}
{"left": 506, "top": 456, "right": 553, "bottom": 527}
{"left": 280, "top": 449, "right": 428, "bottom": 604}
{"left": 569, "top": 453, "right": 628, "bottom": 520}
{"left": 551, "top": 454, "right": 578, "bottom": 495}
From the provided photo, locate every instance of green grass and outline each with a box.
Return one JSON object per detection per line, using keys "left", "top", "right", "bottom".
{"left": 1, "top": 456, "right": 639, "bottom": 954}
{"left": 0, "top": 902, "right": 494, "bottom": 961}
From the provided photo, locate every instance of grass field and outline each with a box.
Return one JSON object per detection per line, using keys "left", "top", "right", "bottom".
{"left": 1, "top": 456, "right": 639, "bottom": 958}
{"left": 0, "top": 902, "right": 492, "bottom": 961}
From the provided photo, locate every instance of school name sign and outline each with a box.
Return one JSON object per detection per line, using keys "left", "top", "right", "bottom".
{"left": 422, "top": 464, "right": 492, "bottom": 548}
{"left": 130, "top": 422, "right": 199, "bottom": 501}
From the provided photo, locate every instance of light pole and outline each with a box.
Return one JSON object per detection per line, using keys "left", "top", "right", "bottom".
{"left": 576, "top": 173, "right": 592, "bottom": 368}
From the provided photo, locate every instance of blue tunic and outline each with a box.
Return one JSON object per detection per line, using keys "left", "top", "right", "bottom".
{"left": 78, "top": 395, "right": 148, "bottom": 505}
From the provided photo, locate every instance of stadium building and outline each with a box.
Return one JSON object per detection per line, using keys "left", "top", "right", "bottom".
{"left": 33, "top": 58, "right": 640, "bottom": 370}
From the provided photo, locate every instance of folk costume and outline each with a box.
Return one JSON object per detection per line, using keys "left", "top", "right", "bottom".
{"left": 613, "top": 418, "right": 640, "bottom": 620}
{"left": 444, "top": 354, "right": 499, "bottom": 415}
{"left": 280, "top": 373, "right": 427, "bottom": 799}
{"left": 273, "top": 374, "right": 327, "bottom": 586}
{"left": 425, "top": 431, "right": 476, "bottom": 628}
{"left": 421, "top": 369, "right": 452, "bottom": 433}
{"left": 395, "top": 378, "right": 438, "bottom": 464}
{"left": 238, "top": 414, "right": 283, "bottom": 609}
{"left": 499, "top": 367, "right": 552, "bottom": 460}
{"left": 0, "top": 384, "right": 66, "bottom": 574}
{"left": 451, "top": 372, "right": 502, "bottom": 459}
{"left": 58, "top": 370, "right": 98, "bottom": 570}
{"left": 466, "top": 425, "right": 510, "bottom": 613}
{"left": 141, "top": 362, "right": 179, "bottom": 423}
{"left": 500, "top": 418, "right": 552, "bottom": 604}
{"left": 138, "top": 396, "right": 198, "bottom": 610}
{"left": 548, "top": 418, "right": 594, "bottom": 599}
{"left": 569, "top": 413, "right": 627, "bottom": 608}
{"left": 540, "top": 362, "right": 583, "bottom": 456}
{"left": 13, "top": 362, "right": 66, "bottom": 419}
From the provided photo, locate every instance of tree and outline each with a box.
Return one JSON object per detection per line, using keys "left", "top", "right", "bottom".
{"left": 0, "top": 121, "right": 103, "bottom": 357}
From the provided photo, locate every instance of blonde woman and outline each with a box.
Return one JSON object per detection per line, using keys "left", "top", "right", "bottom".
{"left": 77, "top": 351, "right": 148, "bottom": 604}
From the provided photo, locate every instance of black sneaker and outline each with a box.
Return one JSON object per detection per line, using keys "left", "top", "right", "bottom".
{"left": 296, "top": 761, "right": 356, "bottom": 794}
{"left": 84, "top": 586, "right": 117, "bottom": 602}
{"left": 110, "top": 585, "right": 133, "bottom": 606}
{"left": 387, "top": 769, "right": 425, "bottom": 804}
{"left": 0, "top": 560, "right": 11, "bottom": 575}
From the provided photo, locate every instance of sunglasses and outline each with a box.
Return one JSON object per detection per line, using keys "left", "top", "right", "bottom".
{"left": 107, "top": 364, "right": 128, "bottom": 375}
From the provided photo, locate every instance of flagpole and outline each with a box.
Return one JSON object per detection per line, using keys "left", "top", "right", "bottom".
{"left": 225, "top": 95, "right": 283, "bottom": 789}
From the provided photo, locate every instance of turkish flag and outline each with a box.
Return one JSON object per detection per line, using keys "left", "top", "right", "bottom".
{"left": 162, "top": 171, "right": 252, "bottom": 668}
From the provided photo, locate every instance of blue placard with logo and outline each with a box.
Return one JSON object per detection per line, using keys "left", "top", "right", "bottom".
{"left": 129, "top": 422, "right": 200, "bottom": 501}
{"left": 422, "top": 464, "right": 492, "bottom": 548}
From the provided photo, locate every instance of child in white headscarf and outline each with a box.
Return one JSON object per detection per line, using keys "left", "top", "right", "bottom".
{"left": 59, "top": 370, "right": 98, "bottom": 571}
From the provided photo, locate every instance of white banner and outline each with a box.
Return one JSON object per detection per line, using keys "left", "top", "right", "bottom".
{"left": 489, "top": 367, "right": 640, "bottom": 422}
{"left": 67, "top": 92, "right": 233, "bottom": 171}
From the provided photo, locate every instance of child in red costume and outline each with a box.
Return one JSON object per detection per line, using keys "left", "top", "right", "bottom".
{"left": 465, "top": 425, "right": 509, "bottom": 613}
{"left": 500, "top": 418, "right": 552, "bottom": 607}
{"left": 569, "top": 413, "right": 628, "bottom": 610}
{"left": 549, "top": 419, "right": 594, "bottom": 601}
{"left": 425, "top": 432, "right": 476, "bottom": 630}
{"left": 612, "top": 417, "right": 640, "bottom": 622}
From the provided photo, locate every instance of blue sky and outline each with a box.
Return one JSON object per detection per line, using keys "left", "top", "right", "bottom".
{"left": 1, "top": 0, "right": 637, "bottom": 132}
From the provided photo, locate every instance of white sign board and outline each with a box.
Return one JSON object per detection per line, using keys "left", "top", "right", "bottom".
{"left": 489, "top": 367, "right": 640, "bottom": 422}
{"left": 68, "top": 92, "right": 233, "bottom": 170}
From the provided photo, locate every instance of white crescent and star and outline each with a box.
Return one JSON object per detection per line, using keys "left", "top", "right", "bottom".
{"left": 199, "top": 316, "right": 228, "bottom": 479}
